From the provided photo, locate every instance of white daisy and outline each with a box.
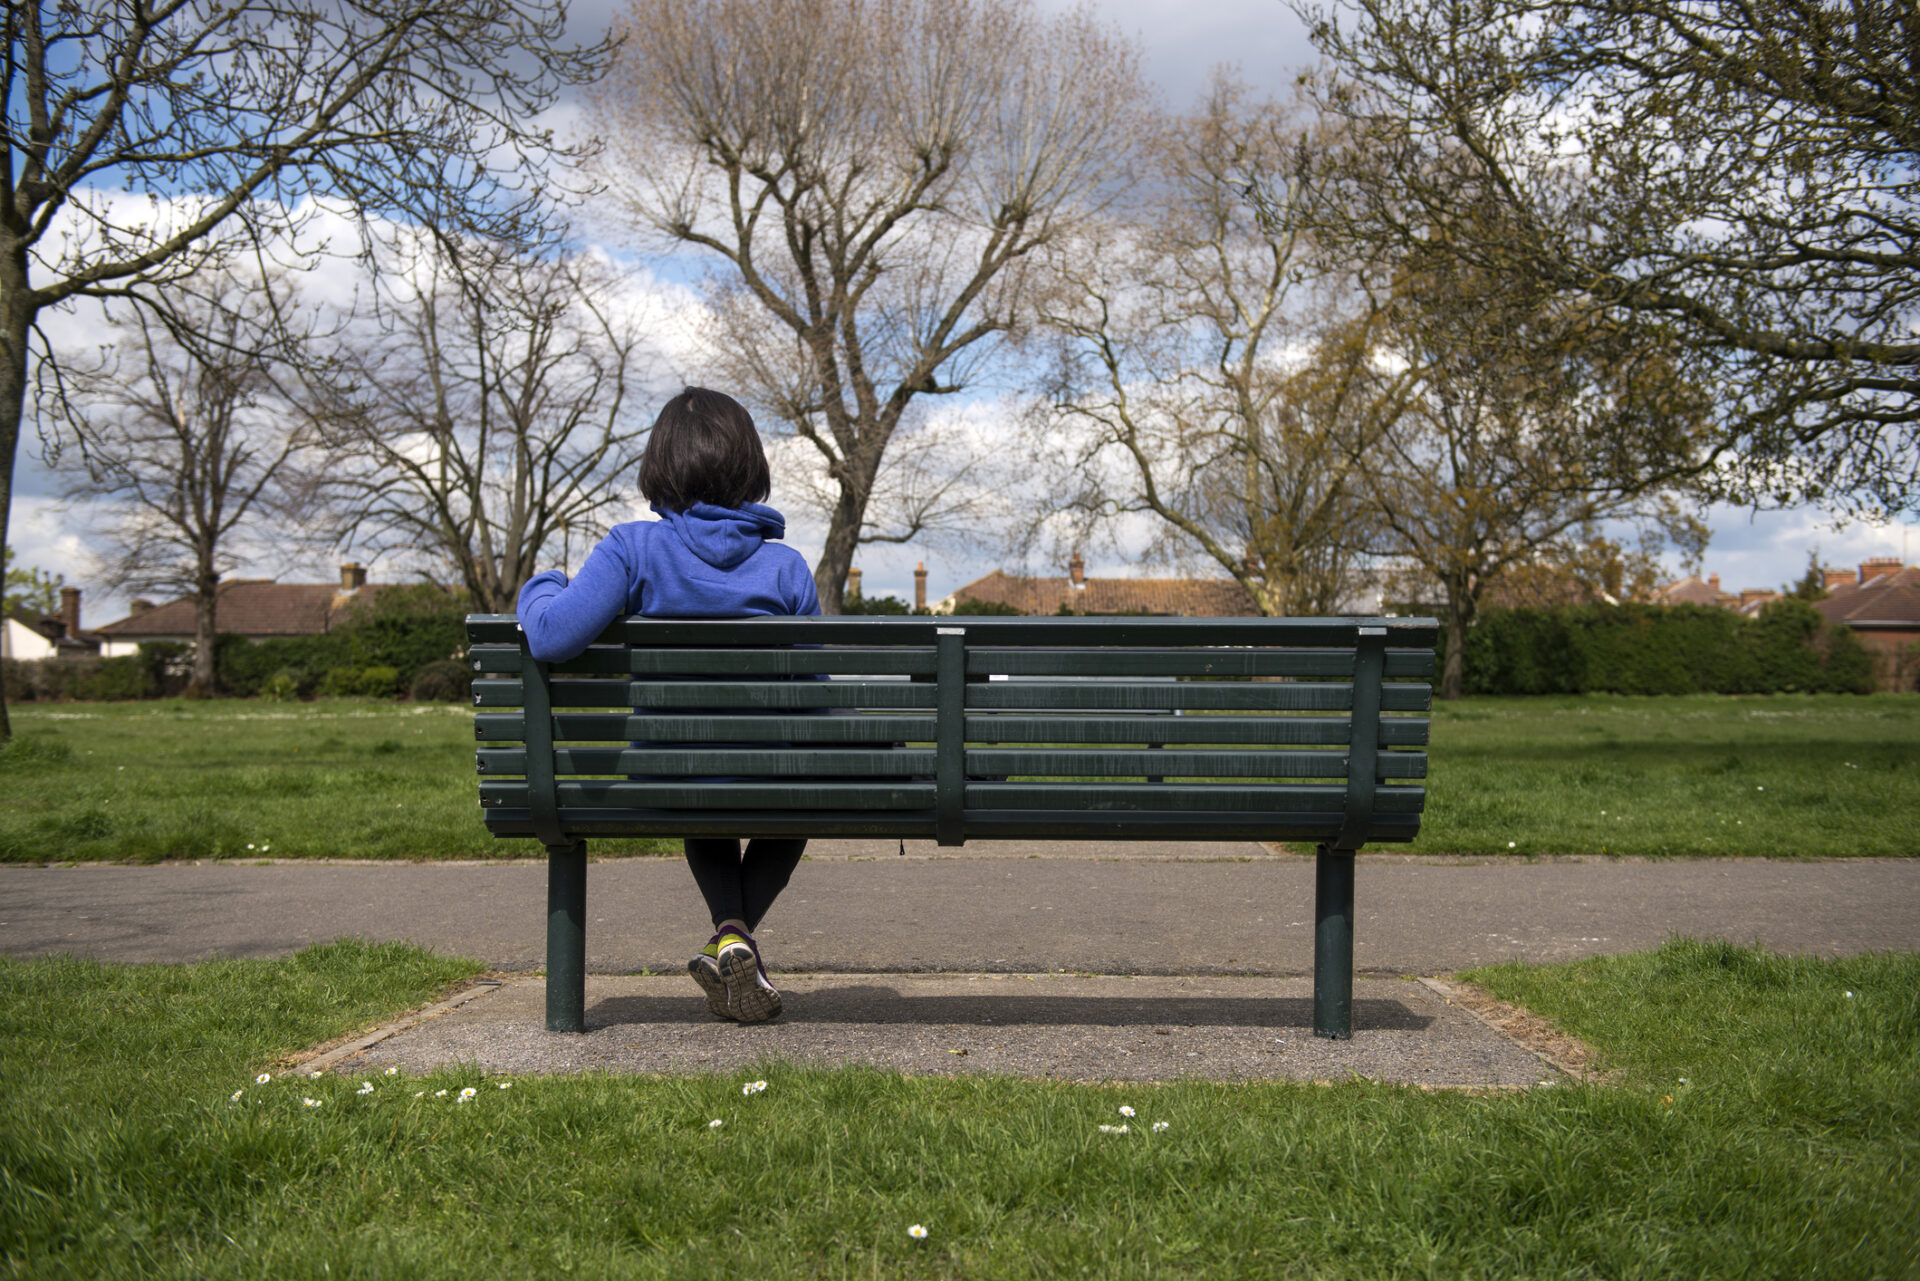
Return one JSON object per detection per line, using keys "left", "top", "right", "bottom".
{"left": 255, "top": 1073, "right": 271, "bottom": 1085}
{"left": 357, "top": 1082, "right": 374, "bottom": 1095}
{"left": 742, "top": 1080, "right": 767, "bottom": 1096}
{"left": 302, "top": 1097, "right": 323, "bottom": 1108}
{"left": 230, "top": 1090, "right": 244, "bottom": 1102}
{"left": 384, "top": 1067, "right": 399, "bottom": 1077}
{"left": 1152, "top": 1121, "right": 1170, "bottom": 1132}
{"left": 708, "top": 1119, "right": 723, "bottom": 1129}
{"left": 1118, "top": 1106, "right": 1135, "bottom": 1117}
{"left": 907, "top": 1225, "right": 928, "bottom": 1240}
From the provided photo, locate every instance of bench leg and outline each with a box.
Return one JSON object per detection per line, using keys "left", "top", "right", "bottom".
{"left": 546, "top": 840, "right": 588, "bottom": 1033}
{"left": 1313, "top": 846, "right": 1354, "bottom": 1040}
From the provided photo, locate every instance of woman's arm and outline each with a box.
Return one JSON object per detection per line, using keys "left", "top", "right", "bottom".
{"left": 516, "top": 536, "right": 635, "bottom": 662}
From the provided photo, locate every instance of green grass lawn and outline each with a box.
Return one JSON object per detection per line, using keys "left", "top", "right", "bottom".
{"left": 1, "top": 938, "right": 1914, "bottom": 1278}
{"left": 1, "top": 692, "right": 1915, "bottom": 862}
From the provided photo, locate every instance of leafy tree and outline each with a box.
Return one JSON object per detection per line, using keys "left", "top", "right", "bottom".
{"left": 2, "top": 545, "right": 60, "bottom": 617}
{"left": 1357, "top": 261, "right": 1712, "bottom": 698}
{"left": 1786, "top": 551, "right": 1830, "bottom": 602}
{"left": 590, "top": 0, "right": 1149, "bottom": 612}
{"left": 1300, "top": 0, "right": 1918, "bottom": 515}
{"left": 0, "top": 0, "right": 608, "bottom": 737}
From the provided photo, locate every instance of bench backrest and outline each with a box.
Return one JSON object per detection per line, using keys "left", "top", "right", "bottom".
{"left": 467, "top": 614, "right": 1436, "bottom": 851}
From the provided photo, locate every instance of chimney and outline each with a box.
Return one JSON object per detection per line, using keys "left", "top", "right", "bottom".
{"left": 1858, "top": 557, "right": 1902, "bottom": 586}
{"left": 1707, "top": 573, "right": 1721, "bottom": 594}
{"left": 913, "top": 562, "right": 927, "bottom": 611}
{"left": 848, "top": 567, "right": 863, "bottom": 600}
{"left": 1824, "top": 567, "right": 1857, "bottom": 590}
{"left": 60, "top": 586, "right": 80, "bottom": 637}
{"left": 340, "top": 562, "right": 367, "bottom": 591}
{"left": 1069, "top": 553, "right": 1086, "bottom": 589}
{"left": 130, "top": 599, "right": 155, "bottom": 616}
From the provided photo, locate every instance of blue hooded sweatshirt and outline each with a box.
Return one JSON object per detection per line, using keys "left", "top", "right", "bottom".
{"left": 516, "top": 501, "right": 820, "bottom": 662}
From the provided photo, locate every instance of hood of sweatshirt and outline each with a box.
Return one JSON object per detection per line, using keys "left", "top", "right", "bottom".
{"left": 652, "top": 501, "right": 787, "bottom": 571}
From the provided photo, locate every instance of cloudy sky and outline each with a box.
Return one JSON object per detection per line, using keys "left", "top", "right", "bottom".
{"left": 10, "top": 0, "right": 1911, "bottom": 624}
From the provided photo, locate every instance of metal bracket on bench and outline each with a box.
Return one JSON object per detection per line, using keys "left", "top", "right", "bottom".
{"left": 519, "top": 650, "right": 567, "bottom": 850}
{"left": 935, "top": 627, "right": 966, "bottom": 846}
{"left": 1333, "top": 626, "right": 1388, "bottom": 851}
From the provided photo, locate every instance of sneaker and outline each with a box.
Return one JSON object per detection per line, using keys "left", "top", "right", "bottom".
{"left": 716, "top": 929, "right": 782, "bottom": 1022}
{"left": 688, "top": 936, "right": 733, "bottom": 1021}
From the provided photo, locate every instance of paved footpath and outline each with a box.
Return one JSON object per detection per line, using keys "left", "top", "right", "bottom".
{"left": 5, "top": 841, "right": 1916, "bottom": 976}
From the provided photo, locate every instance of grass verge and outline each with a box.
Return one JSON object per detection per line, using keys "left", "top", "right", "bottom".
{"left": 2, "top": 937, "right": 1915, "bottom": 1278}
{"left": 1, "top": 692, "right": 1915, "bottom": 860}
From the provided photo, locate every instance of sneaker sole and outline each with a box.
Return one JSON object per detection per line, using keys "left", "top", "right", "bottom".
{"left": 717, "top": 944, "right": 782, "bottom": 1022}
{"left": 688, "top": 954, "right": 733, "bottom": 1021}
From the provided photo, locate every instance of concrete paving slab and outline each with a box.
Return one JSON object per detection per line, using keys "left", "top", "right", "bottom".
{"left": 322, "top": 972, "right": 1562, "bottom": 1088}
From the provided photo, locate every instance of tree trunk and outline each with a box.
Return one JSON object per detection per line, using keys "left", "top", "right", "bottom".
{"left": 0, "top": 243, "right": 37, "bottom": 741}
{"left": 192, "top": 566, "right": 220, "bottom": 695}
{"left": 1440, "top": 578, "right": 1475, "bottom": 701}
{"left": 812, "top": 486, "right": 864, "bottom": 616}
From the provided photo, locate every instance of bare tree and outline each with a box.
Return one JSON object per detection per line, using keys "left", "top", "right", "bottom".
{"left": 59, "top": 270, "right": 314, "bottom": 691}
{"left": 307, "top": 235, "right": 662, "bottom": 612}
{"left": 589, "top": 0, "right": 1148, "bottom": 612}
{"left": 1299, "top": 0, "right": 1919, "bottom": 516}
{"left": 0, "top": 0, "right": 608, "bottom": 736}
{"left": 1030, "top": 82, "right": 1397, "bottom": 615}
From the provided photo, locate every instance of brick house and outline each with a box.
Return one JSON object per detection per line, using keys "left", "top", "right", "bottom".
{"left": 1812, "top": 558, "right": 1920, "bottom": 690}
{"left": 90, "top": 564, "right": 384, "bottom": 656}
{"left": 936, "top": 555, "right": 1261, "bottom": 616}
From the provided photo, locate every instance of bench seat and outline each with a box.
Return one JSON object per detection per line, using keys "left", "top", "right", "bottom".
{"left": 467, "top": 613, "right": 1437, "bottom": 1039}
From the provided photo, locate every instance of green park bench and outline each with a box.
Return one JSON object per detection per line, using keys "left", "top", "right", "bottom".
{"left": 465, "top": 614, "right": 1437, "bottom": 1039}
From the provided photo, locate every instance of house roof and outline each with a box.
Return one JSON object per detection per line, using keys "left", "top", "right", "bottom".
{"left": 944, "top": 568, "right": 1259, "bottom": 617}
{"left": 2, "top": 605, "right": 101, "bottom": 654}
{"left": 1648, "top": 575, "right": 1733, "bottom": 608}
{"left": 1813, "top": 565, "right": 1920, "bottom": 629}
{"left": 92, "top": 580, "right": 387, "bottom": 639}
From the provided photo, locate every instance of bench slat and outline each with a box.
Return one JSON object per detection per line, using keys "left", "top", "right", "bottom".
{"left": 483, "top": 780, "right": 935, "bottom": 809}
{"left": 475, "top": 713, "right": 938, "bottom": 742}
{"left": 478, "top": 807, "right": 1424, "bottom": 842}
{"left": 474, "top": 746, "right": 1428, "bottom": 780}
{"left": 963, "top": 647, "right": 1435, "bottom": 679}
{"left": 466, "top": 614, "right": 1442, "bottom": 648}
{"left": 965, "top": 681, "right": 1431, "bottom": 712}
{"left": 476, "top": 680, "right": 939, "bottom": 709}
{"left": 964, "top": 783, "right": 1426, "bottom": 813}
{"left": 968, "top": 715, "right": 1428, "bottom": 746}
{"left": 965, "top": 749, "right": 1428, "bottom": 779}
{"left": 478, "top": 747, "right": 934, "bottom": 776}
{"left": 472, "top": 646, "right": 938, "bottom": 676}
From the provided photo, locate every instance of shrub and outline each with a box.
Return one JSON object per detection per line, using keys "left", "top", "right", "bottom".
{"left": 948, "top": 598, "right": 1023, "bottom": 616}
{"left": 842, "top": 593, "right": 921, "bottom": 615}
{"left": 318, "top": 665, "right": 401, "bottom": 699}
{"left": 261, "top": 669, "right": 304, "bottom": 702}
{"left": 410, "top": 659, "right": 472, "bottom": 702}
{"left": 1446, "top": 600, "right": 1878, "bottom": 696}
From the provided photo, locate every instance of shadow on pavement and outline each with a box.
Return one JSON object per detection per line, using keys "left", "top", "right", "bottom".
{"left": 585, "top": 989, "right": 1432, "bottom": 1031}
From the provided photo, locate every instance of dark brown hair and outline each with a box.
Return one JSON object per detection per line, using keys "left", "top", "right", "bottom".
{"left": 637, "top": 387, "right": 772, "bottom": 512}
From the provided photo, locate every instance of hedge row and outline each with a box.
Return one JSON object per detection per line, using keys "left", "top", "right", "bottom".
{"left": 1439, "top": 599, "right": 1875, "bottom": 695}
{"left": 2, "top": 583, "right": 475, "bottom": 704}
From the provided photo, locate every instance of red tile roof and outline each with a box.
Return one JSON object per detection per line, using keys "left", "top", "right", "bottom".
{"left": 944, "top": 568, "right": 1260, "bottom": 616}
{"left": 1814, "top": 565, "right": 1920, "bottom": 628}
{"left": 92, "top": 580, "right": 388, "bottom": 639}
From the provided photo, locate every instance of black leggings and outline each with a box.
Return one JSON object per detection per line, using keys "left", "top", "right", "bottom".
{"left": 682, "top": 837, "right": 807, "bottom": 932}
